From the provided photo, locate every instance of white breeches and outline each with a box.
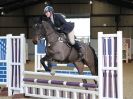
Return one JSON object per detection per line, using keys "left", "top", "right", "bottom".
{"left": 67, "top": 30, "right": 75, "bottom": 45}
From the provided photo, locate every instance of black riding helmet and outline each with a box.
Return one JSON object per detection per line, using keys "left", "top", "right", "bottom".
{"left": 44, "top": 6, "right": 54, "bottom": 14}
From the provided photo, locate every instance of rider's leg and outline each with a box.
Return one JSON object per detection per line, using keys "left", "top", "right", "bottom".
{"left": 67, "top": 30, "right": 75, "bottom": 45}
{"left": 73, "top": 41, "right": 83, "bottom": 58}
{"left": 67, "top": 30, "right": 83, "bottom": 58}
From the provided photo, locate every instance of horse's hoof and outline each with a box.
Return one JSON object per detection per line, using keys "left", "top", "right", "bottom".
{"left": 50, "top": 71, "right": 55, "bottom": 76}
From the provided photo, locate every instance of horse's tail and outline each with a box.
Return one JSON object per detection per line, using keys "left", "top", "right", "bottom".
{"left": 89, "top": 45, "right": 98, "bottom": 75}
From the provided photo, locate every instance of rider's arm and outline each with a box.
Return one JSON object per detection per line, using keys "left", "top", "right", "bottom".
{"left": 55, "top": 14, "right": 74, "bottom": 33}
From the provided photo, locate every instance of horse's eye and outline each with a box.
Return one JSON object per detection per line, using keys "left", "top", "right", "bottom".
{"left": 34, "top": 24, "right": 40, "bottom": 29}
{"left": 34, "top": 24, "right": 38, "bottom": 28}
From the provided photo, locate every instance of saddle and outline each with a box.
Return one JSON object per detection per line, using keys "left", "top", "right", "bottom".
{"left": 57, "top": 33, "right": 83, "bottom": 59}
{"left": 57, "top": 33, "right": 72, "bottom": 47}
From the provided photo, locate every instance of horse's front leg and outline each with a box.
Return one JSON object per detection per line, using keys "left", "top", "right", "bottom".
{"left": 40, "top": 55, "right": 51, "bottom": 72}
{"left": 47, "top": 59, "right": 53, "bottom": 71}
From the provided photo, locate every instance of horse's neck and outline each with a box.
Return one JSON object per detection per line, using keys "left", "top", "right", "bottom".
{"left": 43, "top": 21, "right": 59, "bottom": 43}
{"left": 46, "top": 29, "right": 59, "bottom": 44}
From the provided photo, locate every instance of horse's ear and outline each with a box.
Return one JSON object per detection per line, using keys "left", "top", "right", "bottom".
{"left": 32, "top": 24, "right": 36, "bottom": 30}
{"left": 34, "top": 24, "right": 38, "bottom": 27}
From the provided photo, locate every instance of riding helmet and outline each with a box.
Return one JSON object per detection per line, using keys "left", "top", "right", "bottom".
{"left": 44, "top": 6, "right": 54, "bottom": 13}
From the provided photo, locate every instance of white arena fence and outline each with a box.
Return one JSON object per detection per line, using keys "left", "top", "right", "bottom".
{"left": 0, "top": 31, "right": 123, "bottom": 99}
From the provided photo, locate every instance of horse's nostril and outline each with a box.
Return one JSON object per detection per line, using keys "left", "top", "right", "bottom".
{"left": 32, "top": 40, "right": 37, "bottom": 44}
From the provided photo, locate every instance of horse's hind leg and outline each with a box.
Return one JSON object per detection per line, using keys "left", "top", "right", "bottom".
{"left": 82, "top": 58, "right": 98, "bottom": 76}
{"left": 40, "top": 56, "right": 51, "bottom": 72}
{"left": 82, "top": 58, "right": 98, "bottom": 85}
{"left": 74, "top": 61, "right": 88, "bottom": 90}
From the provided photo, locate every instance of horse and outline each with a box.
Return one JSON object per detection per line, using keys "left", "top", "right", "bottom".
{"left": 32, "top": 19, "right": 98, "bottom": 88}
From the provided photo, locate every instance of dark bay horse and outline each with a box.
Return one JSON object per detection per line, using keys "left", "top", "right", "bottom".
{"left": 32, "top": 20, "right": 98, "bottom": 77}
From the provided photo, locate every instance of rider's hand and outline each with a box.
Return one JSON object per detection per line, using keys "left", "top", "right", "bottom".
{"left": 55, "top": 27, "right": 61, "bottom": 31}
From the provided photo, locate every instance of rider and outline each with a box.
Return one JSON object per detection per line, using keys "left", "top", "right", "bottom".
{"left": 43, "top": 5, "right": 83, "bottom": 58}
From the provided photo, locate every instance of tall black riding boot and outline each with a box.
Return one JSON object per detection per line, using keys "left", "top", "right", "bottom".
{"left": 73, "top": 41, "right": 83, "bottom": 58}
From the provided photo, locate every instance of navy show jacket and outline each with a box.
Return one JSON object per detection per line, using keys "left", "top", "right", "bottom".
{"left": 37, "top": 13, "right": 74, "bottom": 34}
{"left": 52, "top": 13, "right": 74, "bottom": 34}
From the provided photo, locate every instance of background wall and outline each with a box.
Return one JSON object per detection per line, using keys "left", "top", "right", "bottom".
{"left": 0, "top": 0, "right": 133, "bottom": 60}
{"left": 0, "top": 1, "right": 133, "bottom": 38}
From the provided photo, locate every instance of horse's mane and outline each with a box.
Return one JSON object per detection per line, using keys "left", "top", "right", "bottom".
{"left": 41, "top": 19, "right": 64, "bottom": 36}
{"left": 35, "top": 15, "right": 49, "bottom": 24}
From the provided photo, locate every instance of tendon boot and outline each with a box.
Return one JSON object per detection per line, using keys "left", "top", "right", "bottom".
{"left": 73, "top": 41, "right": 83, "bottom": 59}
{"left": 40, "top": 58, "right": 51, "bottom": 72}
